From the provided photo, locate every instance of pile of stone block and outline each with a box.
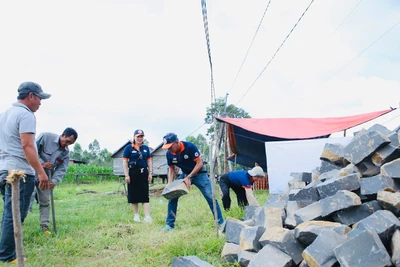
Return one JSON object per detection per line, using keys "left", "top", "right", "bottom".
{"left": 219, "top": 124, "right": 400, "bottom": 267}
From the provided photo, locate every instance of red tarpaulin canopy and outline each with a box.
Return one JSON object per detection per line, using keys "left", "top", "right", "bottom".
{"left": 216, "top": 108, "right": 395, "bottom": 168}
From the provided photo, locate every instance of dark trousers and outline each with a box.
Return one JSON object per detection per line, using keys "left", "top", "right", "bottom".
{"left": 219, "top": 173, "right": 248, "bottom": 211}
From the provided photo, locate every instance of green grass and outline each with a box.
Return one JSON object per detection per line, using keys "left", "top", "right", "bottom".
{"left": 0, "top": 180, "right": 269, "bottom": 267}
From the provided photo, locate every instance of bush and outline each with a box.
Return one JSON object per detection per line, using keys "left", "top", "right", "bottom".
{"left": 64, "top": 164, "right": 116, "bottom": 183}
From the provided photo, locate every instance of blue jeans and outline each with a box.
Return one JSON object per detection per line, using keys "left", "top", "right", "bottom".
{"left": 0, "top": 171, "right": 35, "bottom": 262}
{"left": 166, "top": 173, "right": 224, "bottom": 228}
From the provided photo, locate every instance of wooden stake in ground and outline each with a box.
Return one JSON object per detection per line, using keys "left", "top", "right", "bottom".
{"left": 48, "top": 171, "right": 57, "bottom": 234}
{"left": 6, "top": 170, "right": 26, "bottom": 267}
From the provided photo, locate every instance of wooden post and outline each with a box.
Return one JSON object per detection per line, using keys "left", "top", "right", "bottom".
{"left": 6, "top": 170, "right": 26, "bottom": 267}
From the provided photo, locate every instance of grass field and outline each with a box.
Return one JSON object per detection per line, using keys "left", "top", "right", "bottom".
{"left": 0, "top": 179, "right": 269, "bottom": 267}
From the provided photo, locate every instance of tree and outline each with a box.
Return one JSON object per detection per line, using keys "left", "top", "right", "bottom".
{"left": 204, "top": 96, "right": 251, "bottom": 174}
{"left": 70, "top": 143, "right": 83, "bottom": 161}
{"left": 70, "top": 139, "right": 112, "bottom": 166}
{"left": 88, "top": 139, "right": 101, "bottom": 159}
{"left": 185, "top": 134, "right": 209, "bottom": 162}
{"left": 205, "top": 97, "right": 251, "bottom": 138}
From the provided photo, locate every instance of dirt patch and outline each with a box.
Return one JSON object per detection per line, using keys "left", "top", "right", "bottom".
{"left": 149, "top": 187, "right": 164, "bottom": 197}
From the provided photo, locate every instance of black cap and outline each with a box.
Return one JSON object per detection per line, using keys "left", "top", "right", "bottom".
{"left": 18, "top": 82, "right": 51, "bottom": 99}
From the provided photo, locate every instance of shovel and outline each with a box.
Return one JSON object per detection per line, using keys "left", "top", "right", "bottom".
{"left": 48, "top": 170, "right": 57, "bottom": 234}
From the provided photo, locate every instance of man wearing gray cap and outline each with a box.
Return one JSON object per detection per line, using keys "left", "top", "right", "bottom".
{"left": 0, "top": 81, "right": 51, "bottom": 263}
{"left": 219, "top": 166, "right": 266, "bottom": 210}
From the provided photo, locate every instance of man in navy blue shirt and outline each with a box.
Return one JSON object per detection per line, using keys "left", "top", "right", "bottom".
{"left": 219, "top": 166, "right": 265, "bottom": 210}
{"left": 161, "top": 132, "right": 224, "bottom": 231}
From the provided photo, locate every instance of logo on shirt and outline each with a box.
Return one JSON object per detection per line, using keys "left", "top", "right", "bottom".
{"left": 194, "top": 152, "right": 199, "bottom": 157}
{"left": 172, "top": 158, "right": 178, "bottom": 164}
{"left": 143, "top": 149, "right": 147, "bottom": 153}
{"left": 132, "top": 151, "right": 137, "bottom": 154}
{"left": 184, "top": 154, "right": 189, "bottom": 159}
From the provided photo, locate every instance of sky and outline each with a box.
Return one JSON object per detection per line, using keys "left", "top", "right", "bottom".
{"left": 0, "top": 0, "right": 399, "bottom": 154}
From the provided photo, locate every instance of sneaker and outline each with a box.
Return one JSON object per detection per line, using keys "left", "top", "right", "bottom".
{"left": 133, "top": 214, "right": 141, "bottom": 222}
{"left": 44, "top": 230, "right": 52, "bottom": 235}
{"left": 41, "top": 227, "right": 51, "bottom": 235}
{"left": 143, "top": 216, "right": 153, "bottom": 223}
{"left": 162, "top": 225, "right": 174, "bottom": 231}
{"left": 9, "top": 257, "right": 27, "bottom": 264}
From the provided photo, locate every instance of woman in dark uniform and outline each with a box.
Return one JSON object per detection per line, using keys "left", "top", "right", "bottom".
{"left": 122, "top": 129, "right": 153, "bottom": 222}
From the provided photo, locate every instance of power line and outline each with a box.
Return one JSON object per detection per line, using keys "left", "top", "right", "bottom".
{"left": 182, "top": 122, "right": 207, "bottom": 140}
{"left": 200, "top": 0, "right": 216, "bottom": 105}
{"left": 235, "top": 0, "right": 316, "bottom": 106}
{"left": 228, "top": 0, "right": 272, "bottom": 95}
{"left": 328, "top": 0, "right": 363, "bottom": 39}
{"left": 319, "top": 18, "right": 400, "bottom": 87}
{"left": 289, "top": 0, "right": 364, "bottom": 86}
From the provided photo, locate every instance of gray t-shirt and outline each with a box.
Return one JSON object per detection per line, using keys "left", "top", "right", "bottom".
{"left": 0, "top": 102, "right": 36, "bottom": 175}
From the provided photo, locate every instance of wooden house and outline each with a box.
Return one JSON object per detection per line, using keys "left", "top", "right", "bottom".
{"left": 111, "top": 141, "right": 171, "bottom": 179}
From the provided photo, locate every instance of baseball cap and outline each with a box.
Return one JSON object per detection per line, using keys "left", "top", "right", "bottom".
{"left": 18, "top": 82, "right": 51, "bottom": 99}
{"left": 162, "top": 133, "right": 178, "bottom": 149}
{"left": 134, "top": 129, "right": 145, "bottom": 137}
{"left": 248, "top": 166, "right": 265, "bottom": 177}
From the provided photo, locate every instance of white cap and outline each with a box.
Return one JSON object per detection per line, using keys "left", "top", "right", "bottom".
{"left": 248, "top": 166, "right": 265, "bottom": 177}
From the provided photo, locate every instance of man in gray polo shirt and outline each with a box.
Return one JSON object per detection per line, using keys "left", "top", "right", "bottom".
{"left": 30, "top": 127, "right": 78, "bottom": 234}
{"left": 0, "top": 81, "right": 51, "bottom": 263}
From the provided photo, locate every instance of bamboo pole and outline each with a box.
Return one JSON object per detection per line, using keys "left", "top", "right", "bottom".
{"left": 6, "top": 170, "right": 26, "bottom": 267}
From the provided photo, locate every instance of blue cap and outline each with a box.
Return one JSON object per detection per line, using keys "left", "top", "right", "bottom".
{"left": 134, "top": 129, "right": 145, "bottom": 137}
{"left": 162, "top": 133, "right": 178, "bottom": 149}
{"left": 18, "top": 81, "right": 51, "bottom": 99}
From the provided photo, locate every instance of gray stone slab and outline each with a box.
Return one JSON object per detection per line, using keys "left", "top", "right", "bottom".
{"left": 254, "top": 207, "right": 283, "bottom": 229}
{"left": 316, "top": 173, "right": 360, "bottom": 199}
{"left": 347, "top": 210, "right": 400, "bottom": 248}
{"left": 244, "top": 206, "right": 259, "bottom": 221}
{"left": 360, "top": 174, "right": 395, "bottom": 196}
{"left": 372, "top": 143, "right": 400, "bottom": 167}
{"left": 238, "top": 250, "right": 256, "bottom": 267}
{"left": 381, "top": 158, "right": 400, "bottom": 179}
{"left": 259, "top": 227, "right": 305, "bottom": 265}
{"left": 392, "top": 230, "right": 400, "bottom": 267}
{"left": 264, "top": 194, "right": 288, "bottom": 209}
{"left": 316, "top": 169, "right": 340, "bottom": 183}
{"left": 294, "top": 201, "right": 323, "bottom": 224}
{"left": 334, "top": 229, "right": 392, "bottom": 267}
{"left": 287, "top": 179, "right": 306, "bottom": 191}
{"left": 302, "top": 229, "right": 348, "bottom": 267}
{"left": 356, "top": 157, "right": 381, "bottom": 177}
{"left": 319, "top": 160, "right": 342, "bottom": 174}
{"left": 338, "top": 163, "right": 361, "bottom": 178}
{"left": 377, "top": 190, "right": 400, "bottom": 217}
{"left": 162, "top": 179, "right": 189, "bottom": 200}
{"left": 284, "top": 201, "right": 302, "bottom": 229}
{"left": 320, "top": 142, "right": 346, "bottom": 166}
{"left": 172, "top": 256, "right": 214, "bottom": 267}
{"left": 248, "top": 244, "right": 293, "bottom": 267}
{"left": 294, "top": 220, "right": 350, "bottom": 246}
{"left": 225, "top": 218, "right": 248, "bottom": 245}
{"left": 292, "top": 182, "right": 320, "bottom": 206}
{"left": 290, "top": 172, "right": 312, "bottom": 184}
{"left": 344, "top": 130, "right": 390, "bottom": 165}
{"left": 288, "top": 189, "right": 300, "bottom": 201}
{"left": 367, "top": 123, "right": 393, "bottom": 137}
{"left": 239, "top": 225, "right": 265, "bottom": 252}
{"left": 221, "top": 243, "right": 240, "bottom": 264}
{"left": 332, "top": 200, "right": 382, "bottom": 226}
{"left": 320, "top": 190, "right": 361, "bottom": 217}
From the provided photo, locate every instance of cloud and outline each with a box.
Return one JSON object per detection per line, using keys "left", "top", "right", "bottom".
{"left": 1, "top": 0, "right": 399, "bottom": 153}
